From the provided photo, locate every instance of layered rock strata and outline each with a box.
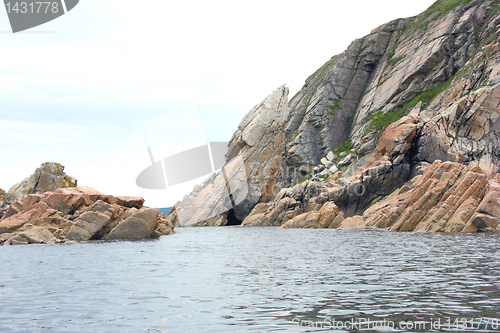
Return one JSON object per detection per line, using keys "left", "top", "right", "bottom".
{"left": 283, "top": 0, "right": 500, "bottom": 183}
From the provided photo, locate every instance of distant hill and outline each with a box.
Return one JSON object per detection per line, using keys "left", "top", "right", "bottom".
{"left": 159, "top": 207, "right": 172, "bottom": 215}
{"left": 144, "top": 207, "right": 171, "bottom": 215}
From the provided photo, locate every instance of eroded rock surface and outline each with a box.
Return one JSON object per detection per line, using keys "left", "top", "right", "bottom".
{"left": 364, "top": 161, "right": 500, "bottom": 232}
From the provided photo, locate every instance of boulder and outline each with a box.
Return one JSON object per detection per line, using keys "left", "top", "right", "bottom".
{"left": 281, "top": 201, "right": 340, "bottom": 228}
{"left": 116, "top": 196, "right": 145, "bottom": 208}
{"left": 338, "top": 216, "right": 366, "bottom": 230}
{"left": 329, "top": 165, "right": 339, "bottom": 174}
{"left": 5, "top": 227, "right": 54, "bottom": 245}
{"left": 107, "top": 208, "right": 159, "bottom": 240}
{"left": 326, "top": 151, "right": 335, "bottom": 161}
{"left": 66, "top": 211, "right": 113, "bottom": 241}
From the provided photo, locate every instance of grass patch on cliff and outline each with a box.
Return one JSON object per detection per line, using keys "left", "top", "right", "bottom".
{"left": 407, "top": 0, "right": 474, "bottom": 33}
{"left": 365, "top": 76, "right": 455, "bottom": 135}
{"left": 286, "top": 130, "right": 299, "bottom": 141}
{"left": 483, "top": 33, "right": 498, "bottom": 45}
{"left": 327, "top": 100, "right": 340, "bottom": 111}
{"left": 307, "top": 57, "right": 337, "bottom": 83}
{"left": 365, "top": 108, "right": 407, "bottom": 136}
{"left": 474, "top": 80, "right": 489, "bottom": 91}
{"left": 423, "top": 0, "right": 475, "bottom": 19}
{"left": 333, "top": 139, "right": 353, "bottom": 155}
{"left": 385, "top": 41, "right": 400, "bottom": 60}
{"left": 389, "top": 54, "right": 407, "bottom": 65}
{"left": 299, "top": 171, "right": 312, "bottom": 184}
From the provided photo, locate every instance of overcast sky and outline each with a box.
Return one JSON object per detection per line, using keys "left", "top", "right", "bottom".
{"left": 0, "top": 0, "right": 437, "bottom": 207}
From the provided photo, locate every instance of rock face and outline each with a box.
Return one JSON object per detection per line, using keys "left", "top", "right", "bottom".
{"left": 166, "top": 85, "right": 290, "bottom": 226}
{"left": 164, "top": 0, "right": 500, "bottom": 233}
{"left": 0, "top": 186, "right": 175, "bottom": 245}
{"left": 282, "top": 0, "right": 500, "bottom": 184}
{"left": 8, "top": 162, "right": 77, "bottom": 199}
{"left": 0, "top": 189, "right": 15, "bottom": 219}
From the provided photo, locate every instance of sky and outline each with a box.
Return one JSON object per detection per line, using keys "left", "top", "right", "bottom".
{"left": 0, "top": 0, "right": 437, "bottom": 207}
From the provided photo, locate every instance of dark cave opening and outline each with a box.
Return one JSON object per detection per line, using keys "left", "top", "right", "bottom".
{"left": 225, "top": 208, "right": 242, "bottom": 226}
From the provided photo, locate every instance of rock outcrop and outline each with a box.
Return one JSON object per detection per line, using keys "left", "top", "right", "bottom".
{"left": 364, "top": 161, "right": 500, "bottom": 232}
{"left": 166, "top": 85, "right": 290, "bottom": 226}
{"left": 8, "top": 162, "right": 77, "bottom": 198}
{"left": 0, "top": 188, "right": 15, "bottom": 219}
{"left": 0, "top": 186, "right": 175, "bottom": 245}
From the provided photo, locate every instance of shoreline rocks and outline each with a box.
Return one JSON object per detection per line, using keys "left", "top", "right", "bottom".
{"left": 0, "top": 186, "right": 175, "bottom": 246}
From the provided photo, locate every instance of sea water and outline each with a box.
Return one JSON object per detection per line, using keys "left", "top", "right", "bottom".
{"left": 1, "top": 227, "right": 499, "bottom": 332}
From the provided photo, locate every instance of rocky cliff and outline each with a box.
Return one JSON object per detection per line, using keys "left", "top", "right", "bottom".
{"left": 166, "top": 0, "right": 500, "bottom": 232}
{"left": 284, "top": 0, "right": 500, "bottom": 181}
{"left": 168, "top": 86, "right": 289, "bottom": 226}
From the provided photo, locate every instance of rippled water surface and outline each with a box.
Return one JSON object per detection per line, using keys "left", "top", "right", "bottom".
{"left": 1, "top": 227, "right": 500, "bottom": 332}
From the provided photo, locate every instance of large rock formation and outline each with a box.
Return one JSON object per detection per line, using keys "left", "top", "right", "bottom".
{"left": 167, "top": 85, "right": 290, "bottom": 226}
{"left": 364, "top": 160, "right": 500, "bottom": 232}
{"left": 0, "top": 189, "right": 15, "bottom": 219}
{"left": 0, "top": 186, "right": 175, "bottom": 245}
{"left": 165, "top": 0, "right": 500, "bottom": 233}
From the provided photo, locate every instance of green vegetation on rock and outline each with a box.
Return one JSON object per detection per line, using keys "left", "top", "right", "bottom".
{"left": 327, "top": 100, "right": 340, "bottom": 111}
{"left": 389, "top": 54, "right": 406, "bottom": 65}
{"left": 286, "top": 130, "right": 299, "bottom": 141}
{"left": 299, "top": 171, "right": 312, "bottom": 184}
{"left": 423, "top": 0, "right": 475, "bottom": 18}
{"left": 333, "top": 139, "right": 353, "bottom": 155}
{"left": 365, "top": 76, "right": 455, "bottom": 135}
